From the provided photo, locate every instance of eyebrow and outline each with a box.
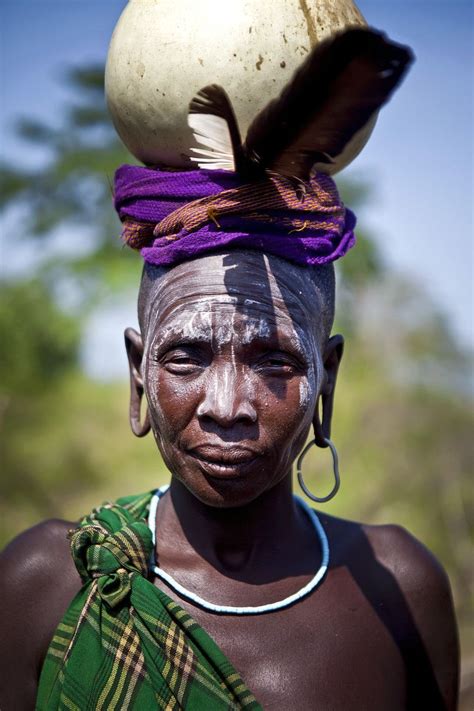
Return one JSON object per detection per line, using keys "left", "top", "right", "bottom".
{"left": 149, "top": 326, "right": 312, "bottom": 363}
{"left": 257, "top": 332, "right": 309, "bottom": 361}
{"left": 149, "top": 331, "right": 212, "bottom": 354}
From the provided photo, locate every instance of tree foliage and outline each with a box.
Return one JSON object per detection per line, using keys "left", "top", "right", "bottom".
{"left": 0, "top": 65, "right": 141, "bottom": 304}
{"left": 0, "top": 280, "right": 79, "bottom": 396}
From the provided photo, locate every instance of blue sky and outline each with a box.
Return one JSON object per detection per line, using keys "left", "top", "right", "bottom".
{"left": 1, "top": 0, "right": 472, "bottom": 364}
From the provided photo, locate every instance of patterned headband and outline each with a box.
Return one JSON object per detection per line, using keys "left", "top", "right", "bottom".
{"left": 114, "top": 165, "right": 356, "bottom": 268}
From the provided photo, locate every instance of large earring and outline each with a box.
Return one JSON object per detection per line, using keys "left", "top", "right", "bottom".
{"left": 296, "top": 437, "right": 340, "bottom": 503}
{"left": 130, "top": 390, "right": 151, "bottom": 438}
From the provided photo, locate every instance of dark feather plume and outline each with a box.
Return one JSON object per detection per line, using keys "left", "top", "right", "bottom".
{"left": 244, "top": 28, "right": 414, "bottom": 180}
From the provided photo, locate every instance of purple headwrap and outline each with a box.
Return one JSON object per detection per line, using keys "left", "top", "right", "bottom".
{"left": 114, "top": 165, "right": 356, "bottom": 268}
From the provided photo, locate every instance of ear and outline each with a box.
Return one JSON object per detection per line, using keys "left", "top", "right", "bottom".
{"left": 313, "top": 334, "right": 344, "bottom": 447}
{"left": 124, "top": 327, "right": 150, "bottom": 438}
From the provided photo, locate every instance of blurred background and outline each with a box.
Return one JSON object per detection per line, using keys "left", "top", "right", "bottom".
{"left": 0, "top": 0, "right": 472, "bottom": 705}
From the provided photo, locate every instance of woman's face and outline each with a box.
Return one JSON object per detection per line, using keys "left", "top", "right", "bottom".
{"left": 141, "top": 252, "right": 327, "bottom": 507}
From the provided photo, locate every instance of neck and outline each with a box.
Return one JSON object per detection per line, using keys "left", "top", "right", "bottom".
{"left": 160, "top": 476, "right": 301, "bottom": 573}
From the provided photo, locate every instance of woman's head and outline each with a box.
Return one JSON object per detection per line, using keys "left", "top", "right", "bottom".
{"left": 126, "top": 250, "right": 343, "bottom": 507}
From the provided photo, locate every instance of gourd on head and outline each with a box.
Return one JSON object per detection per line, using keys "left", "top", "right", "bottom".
{"left": 105, "top": 0, "right": 371, "bottom": 173}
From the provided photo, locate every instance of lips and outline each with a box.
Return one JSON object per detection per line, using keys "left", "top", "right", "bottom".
{"left": 187, "top": 445, "right": 259, "bottom": 478}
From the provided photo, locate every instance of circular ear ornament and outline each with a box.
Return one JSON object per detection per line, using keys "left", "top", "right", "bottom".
{"left": 105, "top": 0, "right": 373, "bottom": 173}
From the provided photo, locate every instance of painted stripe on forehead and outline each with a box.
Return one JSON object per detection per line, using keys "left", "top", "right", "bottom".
{"left": 144, "top": 251, "right": 323, "bottom": 333}
{"left": 149, "top": 307, "right": 312, "bottom": 358}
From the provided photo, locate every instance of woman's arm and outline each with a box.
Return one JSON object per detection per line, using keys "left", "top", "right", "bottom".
{"left": 0, "top": 520, "right": 81, "bottom": 710}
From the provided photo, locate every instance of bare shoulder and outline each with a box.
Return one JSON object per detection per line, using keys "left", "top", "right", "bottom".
{"left": 375, "top": 524, "right": 459, "bottom": 696}
{"left": 362, "top": 520, "right": 459, "bottom": 708}
{"left": 362, "top": 522, "right": 457, "bottom": 618}
{"left": 0, "top": 519, "right": 82, "bottom": 710}
{"left": 319, "top": 512, "right": 459, "bottom": 708}
{"left": 323, "top": 512, "right": 456, "bottom": 605}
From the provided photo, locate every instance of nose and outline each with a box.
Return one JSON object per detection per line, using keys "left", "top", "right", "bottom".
{"left": 196, "top": 362, "right": 257, "bottom": 427}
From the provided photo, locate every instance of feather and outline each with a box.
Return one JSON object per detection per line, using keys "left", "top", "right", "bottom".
{"left": 187, "top": 84, "right": 245, "bottom": 172}
{"left": 244, "top": 28, "right": 414, "bottom": 180}
{"left": 188, "top": 115, "right": 235, "bottom": 170}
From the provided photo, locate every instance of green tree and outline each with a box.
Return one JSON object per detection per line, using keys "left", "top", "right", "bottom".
{"left": 0, "top": 280, "right": 79, "bottom": 396}
{"left": 0, "top": 65, "right": 141, "bottom": 306}
{"left": 0, "top": 279, "right": 93, "bottom": 537}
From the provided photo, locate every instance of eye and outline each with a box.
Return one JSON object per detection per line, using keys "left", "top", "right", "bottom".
{"left": 254, "top": 352, "right": 305, "bottom": 377}
{"left": 157, "top": 347, "right": 209, "bottom": 375}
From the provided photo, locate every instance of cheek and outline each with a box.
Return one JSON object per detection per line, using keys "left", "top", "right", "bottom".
{"left": 291, "top": 332, "right": 321, "bottom": 412}
{"left": 145, "top": 364, "right": 201, "bottom": 437}
{"left": 302, "top": 361, "right": 318, "bottom": 411}
{"left": 260, "top": 373, "right": 316, "bottom": 443}
{"left": 299, "top": 372, "right": 313, "bottom": 411}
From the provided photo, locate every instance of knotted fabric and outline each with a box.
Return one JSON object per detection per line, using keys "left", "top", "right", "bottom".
{"left": 36, "top": 491, "right": 262, "bottom": 711}
{"left": 114, "top": 165, "right": 356, "bottom": 267}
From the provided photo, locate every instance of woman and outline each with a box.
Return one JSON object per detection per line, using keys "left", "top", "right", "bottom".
{"left": 0, "top": 20, "right": 459, "bottom": 711}
{"left": 0, "top": 176, "right": 459, "bottom": 709}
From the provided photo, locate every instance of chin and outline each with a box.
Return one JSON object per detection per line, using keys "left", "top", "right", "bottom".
{"left": 191, "top": 477, "right": 270, "bottom": 509}
{"left": 157, "top": 439, "right": 293, "bottom": 509}
{"left": 174, "top": 461, "right": 285, "bottom": 509}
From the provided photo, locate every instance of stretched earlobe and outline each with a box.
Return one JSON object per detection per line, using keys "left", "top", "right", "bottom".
{"left": 313, "top": 334, "right": 344, "bottom": 447}
{"left": 124, "top": 327, "right": 151, "bottom": 438}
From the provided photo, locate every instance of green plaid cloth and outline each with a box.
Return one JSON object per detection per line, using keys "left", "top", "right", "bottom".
{"left": 36, "top": 492, "right": 262, "bottom": 710}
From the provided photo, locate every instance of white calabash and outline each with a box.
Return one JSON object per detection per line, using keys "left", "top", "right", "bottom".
{"left": 105, "top": 0, "right": 369, "bottom": 172}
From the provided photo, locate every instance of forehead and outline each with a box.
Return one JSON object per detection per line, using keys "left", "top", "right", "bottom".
{"left": 144, "top": 252, "right": 324, "bottom": 344}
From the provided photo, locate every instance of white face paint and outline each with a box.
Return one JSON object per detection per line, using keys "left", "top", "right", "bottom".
{"left": 149, "top": 304, "right": 279, "bottom": 354}
{"left": 240, "top": 316, "right": 271, "bottom": 345}
{"left": 143, "top": 252, "right": 327, "bottom": 425}
{"left": 299, "top": 378, "right": 310, "bottom": 410}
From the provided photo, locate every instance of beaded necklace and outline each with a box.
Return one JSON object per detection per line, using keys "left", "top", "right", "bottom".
{"left": 148, "top": 485, "right": 329, "bottom": 615}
